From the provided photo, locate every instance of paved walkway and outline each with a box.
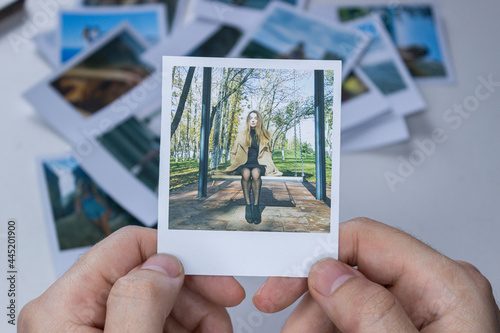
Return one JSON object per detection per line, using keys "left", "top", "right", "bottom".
{"left": 168, "top": 181, "right": 331, "bottom": 233}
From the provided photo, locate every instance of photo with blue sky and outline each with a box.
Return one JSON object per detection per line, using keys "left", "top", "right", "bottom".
{"left": 339, "top": 5, "right": 447, "bottom": 77}
{"left": 61, "top": 10, "right": 161, "bottom": 63}
{"left": 243, "top": 6, "right": 363, "bottom": 61}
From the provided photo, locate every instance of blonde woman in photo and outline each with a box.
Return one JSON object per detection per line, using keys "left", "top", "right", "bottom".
{"left": 224, "top": 111, "right": 282, "bottom": 224}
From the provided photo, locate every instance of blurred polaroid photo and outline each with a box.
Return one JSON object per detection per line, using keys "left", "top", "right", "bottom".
{"left": 24, "top": 23, "right": 157, "bottom": 145}
{"left": 158, "top": 56, "right": 341, "bottom": 277}
{"left": 78, "top": 100, "right": 161, "bottom": 227}
{"left": 341, "top": 69, "right": 391, "bottom": 131}
{"left": 58, "top": 4, "right": 167, "bottom": 64}
{"left": 80, "top": 0, "right": 189, "bottom": 33}
{"left": 38, "top": 153, "right": 148, "bottom": 277}
{"left": 311, "top": 5, "right": 427, "bottom": 115}
{"left": 194, "top": 0, "right": 307, "bottom": 29}
{"left": 142, "top": 20, "right": 244, "bottom": 69}
{"left": 352, "top": 15, "right": 427, "bottom": 115}
{"left": 335, "top": 3, "right": 455, "bottom": 84}
{"left": 229, "top": 3, "right": 370, "bottom": 81}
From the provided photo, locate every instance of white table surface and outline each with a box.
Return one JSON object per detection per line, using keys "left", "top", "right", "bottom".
{"left": 1, "top": 0, "right": 499, "bottom": 331}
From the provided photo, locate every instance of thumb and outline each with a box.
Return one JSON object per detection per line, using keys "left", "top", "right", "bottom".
{"left": 308, "top": 258, "right": 417, "bottom": 333}
{"left": 105, "top": 254, "right": 184, "bottom": 332}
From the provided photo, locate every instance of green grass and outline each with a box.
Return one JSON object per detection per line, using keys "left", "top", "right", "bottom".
{"left": 169, "top": 150, "right": 332, "bottom": 190}
{"left": 272, "top": 150, "right": 332, "bottom": 184}
{"left": 169, "top": 159, "right": 200, "bottom": 191}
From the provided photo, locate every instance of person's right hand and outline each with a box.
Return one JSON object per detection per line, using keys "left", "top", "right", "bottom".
{"left": 253, "top": 218, "right": 500, "bottom": 332}
{"left": 19, "top": 226, "right": 245, "bottom": 332}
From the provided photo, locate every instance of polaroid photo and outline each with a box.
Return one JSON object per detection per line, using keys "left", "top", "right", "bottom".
{"left": 37, "top": 152, "right": 148, "bottom": 277}
{"left": 310, "top": 7, "right": 427, "bottom": 116}
{"left": 78, "top": 100, "right": 162, "bottom": 227}
{"left": 142, "top": 19, "right": 245, "bottom": 70}
{"left": 229, "top": 2, "right": 370, "bottom": 81}
{"left": 341, "top": 112, "right": 410, "bottom": 152}
{"left": 341, "top": 68, "right": 391, "bottom": 132}
{"left": 334, "top": 3, "right": 455, "bottom": 84}
{"left": 352, "top": 15, "right": 426, "bottom": 116}
{"left": 33, "top": 30, "right": 59, "bottom": 68}
{"left": 193, "top": 0, "right": 307, "bottom": 29}
{"left": 80, "top": 0, "right": 190, "bottom": 33}
{"left": 24, "top": 23, "right": 158, "bottom": 146}
{"left": 158, "top": 56, "right": 341, "bottom": 277}
{"left": 59, "top": 4, "right": 167, "bottom": 64}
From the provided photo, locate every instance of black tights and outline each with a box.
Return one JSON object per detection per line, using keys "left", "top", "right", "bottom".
{"left": 241, "top": 168, "right": 262, "bottom": 205}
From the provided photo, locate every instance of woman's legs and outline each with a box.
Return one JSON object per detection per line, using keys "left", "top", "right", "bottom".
{"left": 241, "top": 168, "right": 252, "bottom": 205}
{"left": 251, "top": 168, "right": 262, "bottom": 205}
{"left": 251, "top": 168, "right": 262, "bottom": 223}
{"left": 241, "top": 168, "right": 253, "bottom": 223}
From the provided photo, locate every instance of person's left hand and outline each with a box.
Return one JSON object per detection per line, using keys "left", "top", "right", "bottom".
{"left": 19, "top": 226, "right": 245, "bottom": 332}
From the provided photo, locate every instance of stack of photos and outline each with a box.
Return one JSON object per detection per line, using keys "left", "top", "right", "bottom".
{"left": 25, "top": 0, "right": 455, "bottom": 275}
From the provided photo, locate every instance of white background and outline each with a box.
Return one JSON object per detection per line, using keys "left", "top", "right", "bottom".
{"left": 1, "top": 0, "right": 500, "bottom": 331}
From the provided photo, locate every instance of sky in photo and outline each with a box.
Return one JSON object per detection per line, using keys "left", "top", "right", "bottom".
{"left": 45, "top": 157, "right": 78, "bottom": 202}
{"left": 393, "top": 9, "right": 442, "bottom": 62}
{"left": 253, "top": 6, "right": 363, "bottom": 61}
{"left": 61, "top": 11, "right": 160, "bottom": 51}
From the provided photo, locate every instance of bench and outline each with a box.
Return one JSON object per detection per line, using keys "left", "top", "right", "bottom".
{"left": 210, "top": 175, "right": 304, "bottom": 182}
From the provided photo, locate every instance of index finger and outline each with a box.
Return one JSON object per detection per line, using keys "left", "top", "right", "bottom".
{"left": 253, "top": 217, "right": 451, "bottom": 314}
{"left": 41, "top": 226, "right": 158, "bottom": 329}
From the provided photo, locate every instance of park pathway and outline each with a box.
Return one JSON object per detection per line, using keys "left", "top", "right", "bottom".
{"left": 168, "top": 180, "right": 331, "bottom": 232}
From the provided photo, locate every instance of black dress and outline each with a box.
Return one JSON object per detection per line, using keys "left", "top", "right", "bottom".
{"left": 235, "top": 129, "right": 266, "bottom": 176}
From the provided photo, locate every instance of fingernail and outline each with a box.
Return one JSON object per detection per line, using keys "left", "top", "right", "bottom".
{"left": 141, "top": 254, "right": 182, "bottom": 278}
{"left": 254, "top": 278, "right": 268, "bottom": 297}
{"left": 310, "top": 258, "right": 356, "bottom": 296}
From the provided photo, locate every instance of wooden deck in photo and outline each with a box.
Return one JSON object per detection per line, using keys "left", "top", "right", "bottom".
{"left": 168, "top": 180, "right": 331, "bottom": 232}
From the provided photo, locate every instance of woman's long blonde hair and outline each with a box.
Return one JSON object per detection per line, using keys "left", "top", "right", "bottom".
{"left": 245, "top": 110, "right": 271, "bottom": 148}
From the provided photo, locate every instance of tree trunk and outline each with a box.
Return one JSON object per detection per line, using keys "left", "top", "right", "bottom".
{"left": 171, "top": 66, "right": 195, "bottom": 138}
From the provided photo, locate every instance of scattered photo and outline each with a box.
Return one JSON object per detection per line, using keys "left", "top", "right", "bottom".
{"left": 341, "top": 69, "right": 391, "bottom": 131}
{"left": 77, "top": 100, "right": 161, "bottom": 227}
{"left": 194, "top": 0, "right": 307, "bottom": 29}
{"left": 25, "top": 24, "right": 156, "bottom": 145}
{"left": 52, "top": 27, "right": 153, "bottom": 117}
{"left": 81, "top": 0, "right": 189, "bottom": 32}
{"left": 97, "top": 102, "right": 161, "bottom": 193}
{"left": 350, "top": 15, "right": 426, "bottom": 115}
{"left": 158, "top": 56, "right": 341, "bottom": 277}
{"left": 337, "top": 3, "right": 455, "bottom": 83}
{"left": 230, "top": 3, "right": 370, "bottom": 80}
{"left": 310, "top": 6, "right": 426, "bottom": 115}
{"left": 59, "top": 4, "right": 166, "bottom": 64}
{"left": 38, "top": 153, "right": 147, "bottom": 277}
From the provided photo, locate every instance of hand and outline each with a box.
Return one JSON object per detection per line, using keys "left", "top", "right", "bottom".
{"left": 253, "top": 218, "right": 500, "bottom": 332}
{"left": 19, "top": 226, "right": 245, "bottom": 332}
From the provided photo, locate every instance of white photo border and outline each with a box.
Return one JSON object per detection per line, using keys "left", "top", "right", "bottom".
{"left": 158, "top": 56, "right": 341, "bottom": 277}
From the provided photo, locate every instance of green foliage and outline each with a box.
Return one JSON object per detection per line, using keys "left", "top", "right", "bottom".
{"left": 169, "top": 149, "right": 332, "bottom": 190}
